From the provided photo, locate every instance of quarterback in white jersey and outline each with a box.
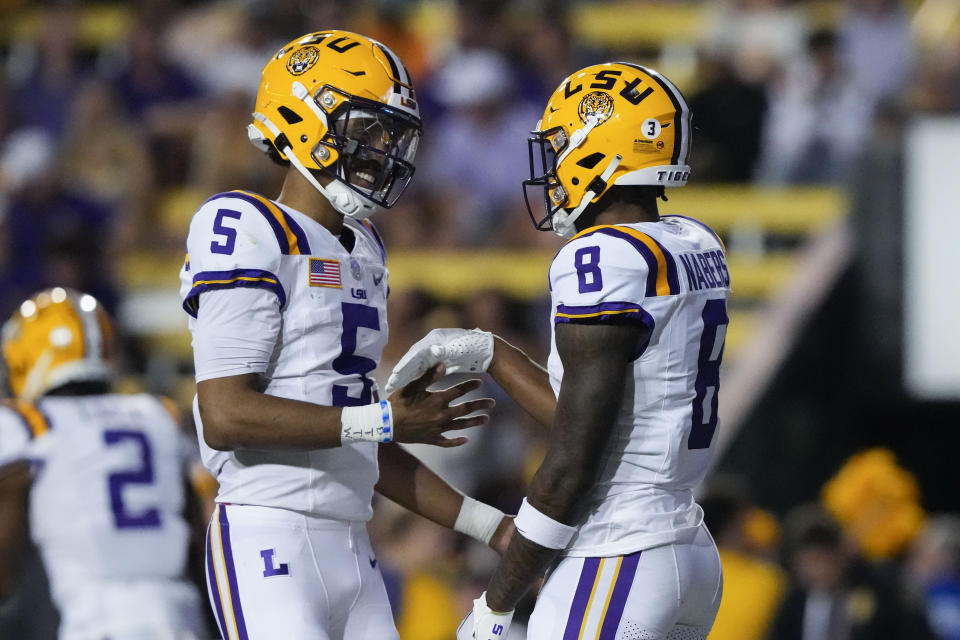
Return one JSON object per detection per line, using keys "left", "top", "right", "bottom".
{"left": 180, "top": 31, "right": 510, "bottom": 639}
{"left": 0, "top": 288, "right": 204, "bottom": 639}
{"left": 389, "top": 63, "right": 726, "bottom": 640}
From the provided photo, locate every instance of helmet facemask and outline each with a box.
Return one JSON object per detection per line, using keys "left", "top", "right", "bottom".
{"left": 313, "top": 88, "right": 421, "bottom": 209}
{"left": 522, "top": 126, "right": 569, "bottom": 233}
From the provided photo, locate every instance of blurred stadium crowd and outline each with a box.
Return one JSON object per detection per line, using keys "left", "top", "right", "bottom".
{"left": 1, "top": 0, "right": 959, "bottom": 638}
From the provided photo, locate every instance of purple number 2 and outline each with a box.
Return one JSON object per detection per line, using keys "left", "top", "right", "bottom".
{"left": 103, "top": 429, "right": 161, "bottom": 529}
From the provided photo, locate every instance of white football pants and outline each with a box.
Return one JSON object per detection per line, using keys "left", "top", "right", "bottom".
{"left": 527, "top": 524, "right": 723, "bottom": 640}
{"left": 58, "top": 578, "right": 204, "bottom": 640}
{"left": 205, "top": 503, "right": 398, "bottom": 640}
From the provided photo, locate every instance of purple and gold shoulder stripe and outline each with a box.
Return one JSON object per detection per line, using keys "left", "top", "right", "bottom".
{"left": 555, "top": 302, "right": 654, "bottom": 331}
{"left": 204, "top": 190, "right": 312, "bottom": 256}
{"left": 183, "top": 269, "right": 286, "bottom": 318}
{"left": 570, "top": 225, "right": 680, "bottom": 297}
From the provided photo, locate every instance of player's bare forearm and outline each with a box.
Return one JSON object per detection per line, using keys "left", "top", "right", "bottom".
{"left": 487, "top": 336, "right": 556, "bottom": 427}
{"left": 198, "top": 366, "right": 493, "bottom": 452}
{"left": 0, "top": 463, "right": 32, "bottom": 600}
{"left": 198, "top": 374, "right": 345, "bottom": 450}
{"left": 484, "top": 323, "right": 643, "bottom": 612}
{"left": 375, "top": 442, "right": 463, "bottom": 529}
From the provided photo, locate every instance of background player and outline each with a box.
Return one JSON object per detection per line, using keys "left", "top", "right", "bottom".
{"left": 180, "top": 31, "right": 511, "bottom": 639}
{"left": 388, "top": 62, "right": 728, "bottom": 639}
{"left": 0, "top": 287, "right": 205, "bottom": 639}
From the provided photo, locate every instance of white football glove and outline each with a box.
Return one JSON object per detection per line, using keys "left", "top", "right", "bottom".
{"left": 456, "top": 592, "right": 514, "bottom": 640}
{"left": 385, "top": 328, "right": 494, "bottom": 396}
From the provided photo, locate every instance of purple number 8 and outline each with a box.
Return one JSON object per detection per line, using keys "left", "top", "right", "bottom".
{"left": 575, "top": 246, "right": 603, "bottom": 293}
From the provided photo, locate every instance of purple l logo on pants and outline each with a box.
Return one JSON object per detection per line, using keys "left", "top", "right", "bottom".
{"left": 260, "top": 549, "right": 290, "bottom": 577}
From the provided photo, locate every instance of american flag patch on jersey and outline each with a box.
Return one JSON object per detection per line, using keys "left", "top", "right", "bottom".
{"left": 309, "top": 258, "right": 341, "bottom": 288}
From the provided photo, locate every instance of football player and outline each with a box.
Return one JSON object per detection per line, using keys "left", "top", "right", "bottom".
{"left": 179, "top": 31, "right": 511, "bottom": 639}
{"left": 387, "top": 63, "right": 729, "bottom": 639}
{"left": 0, "top": 287, "right": 206, "bottom": 638}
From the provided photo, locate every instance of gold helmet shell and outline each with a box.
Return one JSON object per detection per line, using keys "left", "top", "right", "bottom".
{"left": 247, "top": 30, "right": 422, "bottom": 218}
{"left": 2, "top": 288, "right": 113, "bottom": 401}
{"left": 523, "top": 62, "right": 692, "bottom": 238}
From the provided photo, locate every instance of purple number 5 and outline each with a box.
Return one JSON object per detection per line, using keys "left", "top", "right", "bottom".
{"left": 211, "top": 208, "right": 242, "bottom": 255}
{"left": 104, "top": 429, "right": 161, "bottom": 529}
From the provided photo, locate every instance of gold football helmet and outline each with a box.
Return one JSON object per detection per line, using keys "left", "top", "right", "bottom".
{"left": 247, "top": 30, "right": 421, "bottom": 219}
{"left": 1, "top": 288, "right": 113, "bottom": 401}
{"left": 523, "top": 62, "right": 692, "bottom": 238}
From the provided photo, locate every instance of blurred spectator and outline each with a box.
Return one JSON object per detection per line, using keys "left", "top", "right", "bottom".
{"left": 705, "top": 0, "right": 809, "bottom": 86}
{"left": 59, "top": 80, "right": 154, "bottom": 251}
{"left": 701, "top": 478, "right": 786, "bottom": 640}
{"left": 0, "top": 128, "right": 117, "bottom": 317}
{"left": 110, "top": 16, "right": 204, "bottom": 186}
{"left": 689, "top": 54, "right": 768, "bottom": 182}
{"left": 111, "top": 16, "right": 201, "bottom": 119}
{"left": 420, "top": 49, "right": 540, "bottom": 246}
{"left": 907, "top": 516, "right": 960, "bottom": 640}
{"left": 756, "top": 29, "right": 874, "bottom": 184}
{"left": 839, "top": 0, "right": 914, "bottom": 108}
{"left": 7, "top": 5, "right": 89, "bottom": 137}
{"left": 821, "top": 448, "right": 925, "bottom": 561}
{"left": 769, "top": 504, "right": 931, "bottom": 640}
{"left": 512, "top": 4, "right": 585, "bottom": 105}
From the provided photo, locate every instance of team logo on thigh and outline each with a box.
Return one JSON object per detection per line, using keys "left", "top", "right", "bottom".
{"left": 260, "top": 548, "right": 290, "bottom": 577}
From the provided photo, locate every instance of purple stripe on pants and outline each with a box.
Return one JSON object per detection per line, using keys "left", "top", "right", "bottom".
{"left": 597, "top": 551, "right": 643, "bottom": 639}
{"left": 218, "top": 506, "right": 250, "bottom": 640}
{"left": 205, "top": 525, "right": 229, "bottom": 639}
{"left": 562, "top": 557, "right": 602, "bottom": 640}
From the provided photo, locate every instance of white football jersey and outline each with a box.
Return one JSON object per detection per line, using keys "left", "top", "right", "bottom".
{"left": 179, "top": 190, "right": 389, "bottom": 521}
{"left": 0, "top": 394, "right": 194, "bottom": 615}
{"left": 547, "top": 216, "right": 731, "bottom": 557}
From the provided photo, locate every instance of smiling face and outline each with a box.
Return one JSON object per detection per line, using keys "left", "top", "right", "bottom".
{"left": 327, "top": 105, "right": 420, "bottom": 206}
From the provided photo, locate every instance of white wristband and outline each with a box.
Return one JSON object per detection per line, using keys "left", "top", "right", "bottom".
{"left": 341, "top": 400, "right": 393, "bottom": 443}
{"left": 514, "top": 497, "right": 577, "bottom": 550}
{"left": 454, "top": 496, "right": 505, "bottom": 545}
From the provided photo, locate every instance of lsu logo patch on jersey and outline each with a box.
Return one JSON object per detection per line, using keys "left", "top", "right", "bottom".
{"left": 309, "top": 258, "right": 342, "bottom": 288}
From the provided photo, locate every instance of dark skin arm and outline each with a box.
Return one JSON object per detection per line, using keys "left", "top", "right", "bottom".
{"left": 486, "top": 337, "right": 557, "bottom": 428}
{"left": 375, "top": 443, "right": 514, "bottom": 555}
{"left": 0, "top": 462, "right": 32, "bottom": 600}
{"left": 484, "top": 322, "right": 644, "bottom": 612}
{"left": 197, "top": 364, "right": 492, "bottom": 451}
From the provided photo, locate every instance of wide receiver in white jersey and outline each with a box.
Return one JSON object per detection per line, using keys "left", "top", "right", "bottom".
{"left": 388, "top": 63, "right": 729, "bottom": 639}
{"left": 179, "top": 31, "right": 511, "bottom": 639}
{"left": 0, "top": 287, "right": 205, "bottom": 639}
